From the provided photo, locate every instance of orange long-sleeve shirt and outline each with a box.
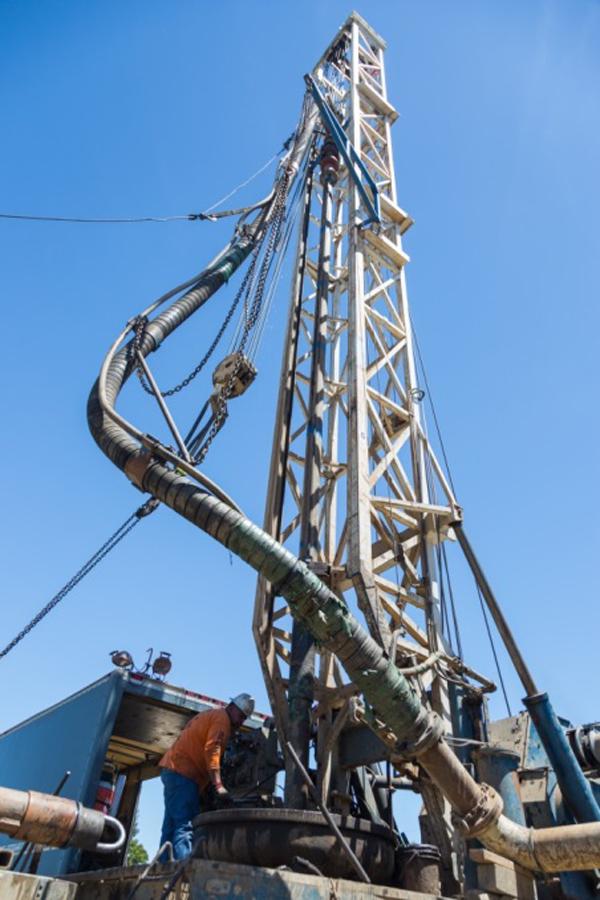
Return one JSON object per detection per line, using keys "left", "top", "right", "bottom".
{"left": 159, "top": 708, "right": 231, "bottom": 789}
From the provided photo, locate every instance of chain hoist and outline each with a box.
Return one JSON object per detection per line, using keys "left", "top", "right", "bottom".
{"left": 192, "top": 173, "right": 290, "bottom": 463}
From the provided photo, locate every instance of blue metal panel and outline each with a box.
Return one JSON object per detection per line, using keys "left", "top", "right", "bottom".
{"left": 0, "top": 671, "right": 125, "bottom": 876}
{"left": 305, "top": 74, "right": 381, "bottom": 227}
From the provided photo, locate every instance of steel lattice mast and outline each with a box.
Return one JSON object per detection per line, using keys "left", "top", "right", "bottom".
{"left": 253, "top": 12, "right": 462, "bottom": 812}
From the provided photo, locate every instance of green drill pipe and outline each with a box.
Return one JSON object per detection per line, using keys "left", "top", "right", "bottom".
{"left": 139, "top": 463, "right": 427, "bottom": 744}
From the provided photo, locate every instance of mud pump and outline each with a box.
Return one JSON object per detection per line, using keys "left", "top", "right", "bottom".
{"left": 7, "top": 10, "right": 594, "bottom": 900}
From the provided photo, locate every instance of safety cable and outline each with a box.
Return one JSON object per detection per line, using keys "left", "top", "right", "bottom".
{"left": 0, "top": 142, "right": 287, "bottom": 226}
{"left": 132, "top": 161, "right": 301, "bottom": 404}
{"left": 475, "top": 581, "right": 512, "bottom": 716}
{"left": 410, "top": 316, "right": 457, "bottom": 498}
{"left": 0, "top": 499, "right": 158, "bottom": 660}
{"left": 413, "top": 330, "right": 511, "bottom": 700}
{"left": 441, "top": 543, "right": 463, "bottom": 660}
{"left": 0, "top": 212, "right": 200, "bottom": 224}
{"left": 202, "top": 148, "right": 283, "bottom": 215}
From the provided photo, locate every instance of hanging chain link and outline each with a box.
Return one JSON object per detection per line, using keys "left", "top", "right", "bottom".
{"left": 130, "top": 169, "right": 292, "bottom": 401}
{"left": 132, "top": 246, "right": 263, "bottom": 398}
{"left": 194, "top": 175, "right": 290, "bottom": 464}
{"left": 125, "top": 172, "right": 291, "bottom": 469}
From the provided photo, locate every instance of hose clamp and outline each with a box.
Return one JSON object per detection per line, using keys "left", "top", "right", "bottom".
{"left": 124, "top": 449, "right": 153, "bottom": 490}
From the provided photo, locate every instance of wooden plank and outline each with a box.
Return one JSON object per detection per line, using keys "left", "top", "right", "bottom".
{"left": 272, "top": 605, "right": 290, "bottom": 621}
{"left": 366, "top": 386, "right": 409, "bottom": 422}
{"left": 358, "top": 79, "right": 399, "bottom": 121}
{"left": 477, "top": 861, "right": 536, "bottom": 900}
{"left": 374, "top": 574, "right": 425, "bottom": 608}
{"left": 469, "top": 848, "right": 527, "bottom": 873}
{"left": 363, "top": 227, "right": 410, "bottom": 268}
{"left": 380, "top": 193, "right": 414, "bottom": 233}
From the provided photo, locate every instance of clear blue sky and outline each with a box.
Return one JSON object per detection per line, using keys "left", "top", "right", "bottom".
{"left": 1, "top": 0, "right": 599, "bottom": 851}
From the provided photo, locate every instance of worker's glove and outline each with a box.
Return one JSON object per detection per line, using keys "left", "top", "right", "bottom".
{"left": 214, "top": 785, "right": 233, "bottom": 809}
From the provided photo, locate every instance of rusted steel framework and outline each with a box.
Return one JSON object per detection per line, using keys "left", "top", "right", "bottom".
{"left": 253, "top": 13, "right": 461, "bottom": 810}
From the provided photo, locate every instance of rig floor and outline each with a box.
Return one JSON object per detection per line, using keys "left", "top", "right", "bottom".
{"left": 2, "top": 859, "right": 447, "bottom": 900}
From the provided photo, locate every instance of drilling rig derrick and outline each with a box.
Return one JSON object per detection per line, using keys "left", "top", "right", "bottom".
{"left": 253, "top": 12, "right": 459, "bottom": 841}
{"left": 69, "top": 10, "right": 600, "bottom": 899}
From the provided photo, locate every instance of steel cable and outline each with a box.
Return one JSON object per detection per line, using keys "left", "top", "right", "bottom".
{"left": 475, "top": 582, "right": 512, "bottom": 716}
{"left": 0, "top": 143, "right": 288, "bottom": 226}
{"left": 0, "top": 500, "right": 157, "bottom": 660}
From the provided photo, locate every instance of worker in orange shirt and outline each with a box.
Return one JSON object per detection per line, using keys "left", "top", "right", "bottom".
{"left": 158, "top": 693, "right": 255, "bottom": 859}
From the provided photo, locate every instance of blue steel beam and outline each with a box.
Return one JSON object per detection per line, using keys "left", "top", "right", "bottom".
{"left": 524, "top": 693, "right": 600, "bottom": 825}
{"left": 305, "top": 75, "right": 381, "bottom": 227}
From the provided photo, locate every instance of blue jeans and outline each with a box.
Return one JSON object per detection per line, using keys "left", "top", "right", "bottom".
{"left": 159, "top": 769, "right": 201, "bottom": 861}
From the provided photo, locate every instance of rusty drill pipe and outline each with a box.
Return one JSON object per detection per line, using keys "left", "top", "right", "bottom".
{"left": 0, "top": 786, "right": 125, "bottom": 853}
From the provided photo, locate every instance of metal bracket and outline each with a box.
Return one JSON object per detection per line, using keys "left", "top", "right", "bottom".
{"left": 305, "top": 74, "right": 381, "bottom": 227}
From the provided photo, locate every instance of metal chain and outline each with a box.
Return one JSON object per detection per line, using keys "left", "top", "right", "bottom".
{"left": 129, "top": 172, "right": 290, "bottom": 467}
{"left": 0, "top": 499, "right": 158, "bottom": 660}
{"left": 132, "top": 243, "right": 265, "bottom": 399}
{"left": 131, "top": 316, "right": 153, "bottom": 394}
{"left": 194, "top": 175, "right": 290, "bottom": 464}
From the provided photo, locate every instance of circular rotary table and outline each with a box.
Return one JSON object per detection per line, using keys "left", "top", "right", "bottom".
{"left": 193, "top": 807, "right": 396, "bottom": 883}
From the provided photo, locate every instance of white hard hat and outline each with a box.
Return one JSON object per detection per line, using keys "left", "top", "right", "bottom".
{"left": 230, "top": 693, "right": 255, "bottom": 718}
